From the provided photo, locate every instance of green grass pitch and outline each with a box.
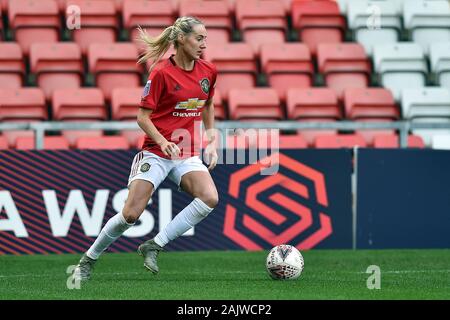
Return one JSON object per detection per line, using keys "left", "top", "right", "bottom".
{"left": 0, "top": 249, "right": 449, "bottom": 300}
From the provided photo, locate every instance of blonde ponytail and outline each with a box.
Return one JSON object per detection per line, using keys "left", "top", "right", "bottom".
{"left": 137, "top": 16, "right": 204, "bottom": 71}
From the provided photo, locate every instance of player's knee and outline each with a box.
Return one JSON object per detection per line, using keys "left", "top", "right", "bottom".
{"left": 122, "top": 207, "right": 141, "bottom": 224}
{"left": 199, "top": 191, "right": 219, "bottom": 209}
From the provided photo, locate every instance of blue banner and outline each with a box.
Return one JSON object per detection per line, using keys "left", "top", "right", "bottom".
{"left": 356, "top": 149, "right": 450, "bottom": 249}
{"left": 0, "top": 149, "right": 353, "bottom": 255}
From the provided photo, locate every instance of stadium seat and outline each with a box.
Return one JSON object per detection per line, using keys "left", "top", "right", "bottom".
{"left": 203, "top": 43, "right": 257, "bottom": 100}
{"left": 123, "top": 0, "right": 175, "bottom": 42}
{"left": 65, "top": 0, "right": 118, "bottom": 54}
{"left": 410, "top": 117, "right": 450, "bottom": 146}
{"left": 212, "top": 89, "right": 226, "bottom": 120}
{"left": 29, "top": 43, "right": 83, "bottom": 101}
{"left": 354, "top": 118, "right": 396, "bottom": 146}
{"left": 88, "top": 43, "right": 142, "bottom": 100}
{"left": 347, "top": 0, "right": 401, "bottom": 56}
{"left": 403, "top": 0, "right": 450, "bottom": 54}
{"left": 431, "top": 134, "right": 450, "bottom": 150}
{"left": 317, "top": 43, "right": 371, "bottom": 99}
{"left": 313, "top": 133, "right": 367, "bottom": 148}
{"left": 297, "top": 118, "right": 338, "bottom": 147}
{"left": 179, "top": 0, "right": 231, "bottom": 44}
{"left": 401, "top": 87, "right": 450, "bottom": 119}
{"left": 121, "top": 130, "right": 144, "bottom": 149}
{"left": 0, "top": 88, "right": 47, "bottom": 121}
{"left": 228, "top": 88, "right": 282, "bottom": 120}
{"left": 286, "top": 88, "right": 341, "bottom": 120}
{"left": 429, "top": 42, "right": 450, "bottom": 91}
{"left": 0, "top": 43, "right": 25, "bottom": 89}
{"left": 278, "top": 134, "right": 308, "bottom": 149}
{"left": 344, "top": 88, "right": 399, "bottom": 120}
{"left": 8, "top": 0, "right": 60, "bottom": 55}
{"left": 373, "top": 43, "right": 428, "bottom": 101}
{"left": 61, "top": 128, "right": 105, "bottom": 148}
{"left": 373, "top": 133, "right": 425, "bottom": 148}
{"left": 260, "top": 43, "right": 313, "bottom": 101}
{"left": 235, "top": 0, "right": 286, "bottom": 54}
{"left": 15, "top": 136, "right": 70, "bottom": 150}
{"left": 111, "top": 88, "right": 141, "bottom": 120}
{"left": 291, "top": 0, "right": 346, "bottom": 55}
{"left": 75, "top": 136, "right": 130, "bottom": 149}
{"left": 52, "top": 88, "right": 107, "bottom": 120}
{"left": 0, "top": 135, "right": 8, "bottom": 149}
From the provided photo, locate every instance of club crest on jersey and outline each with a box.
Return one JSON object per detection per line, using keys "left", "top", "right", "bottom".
{"left": 142, "top": 80, "right": 151, "bottom": 97}
{"left": 199, "top": 78, "right": 210, "bottom": 94}
{"left": 175, "top": 98, "right": 206, "bottom": 111}
{"left": 140, "top": 163, "right": 151, "bottom": 172}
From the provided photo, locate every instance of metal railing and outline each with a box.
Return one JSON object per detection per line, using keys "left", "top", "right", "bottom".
{"left": 1, "top": 121, "right": 450, "bottom": 149}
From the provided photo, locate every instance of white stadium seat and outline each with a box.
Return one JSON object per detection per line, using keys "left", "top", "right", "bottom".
{"left": 402, "top": 87, "right": 450, "bottom": 145}
{"left": 401, "top": 87, "right": 450, "bottom": 119}
{"left": 347, "top": 0, "right": 401, "bottom": 55}
{"left": 403, "top": 0, "right": 450, "bottom": 54}
{"left": 431, "top": 134, "right": 450, "bottom": 149}
{"left": 429, "top": 42, "right": 450, "bottom": 90}
{"left": 373, "top": 43, "right": 428, "bottom": 101}
{"left": 411, "top": 117, "right": 450, "bottom": 146}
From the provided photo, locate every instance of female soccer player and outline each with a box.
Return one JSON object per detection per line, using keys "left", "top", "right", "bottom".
{"left": 74, "top": 16, "right": 219, "bottom": 280}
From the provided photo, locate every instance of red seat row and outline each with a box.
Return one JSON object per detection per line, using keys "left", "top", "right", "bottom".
{"left": 1, "top": 0, "right": 347, "bottom": 55}
{"left": 0, "top": 133, "right": 426, "bottom": 150}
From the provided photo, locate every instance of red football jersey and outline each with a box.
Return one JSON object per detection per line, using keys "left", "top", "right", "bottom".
{"left": 139, "top": 55, "right": 217, "bottom": 159}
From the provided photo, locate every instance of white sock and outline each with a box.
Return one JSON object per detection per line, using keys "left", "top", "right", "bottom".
{"left": 154, "top": 198, "right": 213, "bottom": 247}
{"left": 86, "top": 212, "right": 134, "bottom": 260}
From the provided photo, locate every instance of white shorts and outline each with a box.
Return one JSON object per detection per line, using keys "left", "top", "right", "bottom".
{"left": 127, "top": 151, "right": 209, "bottom": 190}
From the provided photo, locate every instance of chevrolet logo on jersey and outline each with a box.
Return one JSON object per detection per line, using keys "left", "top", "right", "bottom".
{"left": 175, "top": 98, "right": 206, "bottom": 111}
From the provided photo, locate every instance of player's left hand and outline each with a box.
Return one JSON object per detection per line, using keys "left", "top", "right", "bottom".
{"left": 204, "top": 143, "right": 218, "bottom": 171}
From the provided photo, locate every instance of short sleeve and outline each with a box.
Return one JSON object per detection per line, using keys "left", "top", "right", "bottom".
{"left": 140, "top": 69, "right": 165, "bottom": 110}
{"left": 208, "top": 65, "right": 218, "bottom": 100}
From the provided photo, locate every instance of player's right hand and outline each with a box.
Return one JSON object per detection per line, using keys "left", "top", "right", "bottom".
{"left": 160, "top": 141, "right": 181, "bottom": 158}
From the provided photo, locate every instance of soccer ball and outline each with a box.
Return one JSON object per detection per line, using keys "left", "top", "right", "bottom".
{"left": 266, "top": 244, "right": 304, "bottom": 280}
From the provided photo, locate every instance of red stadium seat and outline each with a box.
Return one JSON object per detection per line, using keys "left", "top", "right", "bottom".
{"left": 30, "top": 43, "right": 83, "bottom": 100}
{"left": 0, "top": 88, "right": 47, "bottom": 121}
{"left": 212, "top": 89, "right": 226, "bottom": 120}
{"left": 122, "top": 130, "right": 144, "bottom": 149}
{"left": 61, "top": 128, "right": 104, "bottom": 147}
{"left": 179, "top": 0, "right": 231, "bottom": 43}
{"left": 111, "top": 88, "right": 142, "bottom": 120}
{"left": 0, "top": 135, "right": 8, "bottom": 149}
{"left": 344, "top": 88, "right": 399, "bottom": 120}
{"left": 373, "top": 134, "right": 425, "bottom": 149}
{"left": 354, "top": 118, "right": 396, "bottom": 146}
{"left": 52, "top": 88, "right": 106, "bottom": 120}
{"left": 15, "top": 136, "right": 70, "bottom": 150}
{"left": 203, "top": 43, "right": 257, "bottom": 100}
{"left": 260, "top": 43, "right": 313, "bottom": 101}
{"left": 75, "top": 136, "right": 130, "bottom": 149}
{"left": 314, "top": 133, "right": 367, "bottom": 149}
{"left": 279, "top": 134, "right": 308, "bottom": 149}
{"left": 291, "top": 0, "right": 346, "bottom": 55}
{"left": 0, "top": 43, "right": 25, "bottom": 89}
{"left": 297, "top": 118, "right": 338, "bottom": 147}
{"left": 236, "top": 0, "right": 287, "bottom": 54}
{"left": 66, "top": 0, "right": 118, "bottom": 54}
{"left": 1, "top": 125, "right": 35, "bottom": 149}
{"left": 8, "top": 0, "right": 60, "bottom": 55}
{"left": 287, "top": 88, "right": 341, "bottom": 120}
{"left": 123, "top": 0, "right": 175, "bottom": 42}
{"left": 317, "top": 43, "right": 371, "bottom": 99}
{"left": 88, "top": 43, "right": 142, "bottom": 100}
{"left": 228, "top": 88, "right": 282, "bottom": 120}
